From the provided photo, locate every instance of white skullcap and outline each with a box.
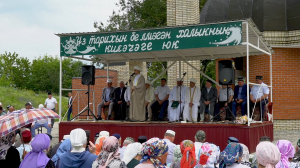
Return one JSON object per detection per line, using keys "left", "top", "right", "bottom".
{"left": 166, "top": 130, "right": 176, "bottom": 136}
{"left": 38, "top": 104, "right": 44, "bottom": 109}
{"left": 70, "top": 128, "right": 87, "bottom": 148}
{"left": 145, "top": 80, "right": 151, "bottom": 85}
{"left": 95, "top": 131, "right": 110, "bottom": 144}
{"left": 122, "top": 142, "right": 143, "bottom": 165}
{"left": 190, "top": 78, "right": 197, "bottom": 84}
{"left": 0, "top": 102, "right": 2, "bottom": 105}
{"left": 107, "top": 79, "right": 112, "bottom": 83}
{"left": 177, "top": 78, "right": 181, "bottom": 81}
{"left": 133, "top": 66, "right": 141, "bottom": 71}
{"left": 63, "top": 135, "right": 70, "bottom": 140}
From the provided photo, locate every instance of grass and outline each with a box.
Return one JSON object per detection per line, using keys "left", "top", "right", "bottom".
{"left": 0, "top": 86, "right": 69, "bottom": 121}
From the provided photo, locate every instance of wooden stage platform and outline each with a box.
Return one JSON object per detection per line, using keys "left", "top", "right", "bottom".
{"left": 59, "top": 121, "right": 273, "bottom": 153}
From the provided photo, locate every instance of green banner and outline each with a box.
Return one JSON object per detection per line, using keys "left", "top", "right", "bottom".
{"left": 60, "top": 22, "right": 242, "bottom": 56}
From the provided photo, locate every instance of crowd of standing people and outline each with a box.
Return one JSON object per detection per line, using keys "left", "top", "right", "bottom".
{"left": 1, "top": 127, "right": 300, "bottom": 168}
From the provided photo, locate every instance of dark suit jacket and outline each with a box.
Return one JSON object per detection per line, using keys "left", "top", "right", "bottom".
{"left": 101, "top": 87, "right": 115, "bottom": 103}
{"left": 201, "top": 87, "right": 218, "bottom": 103}
{"left": 113, "top": 87, "right": 127, "bottom": 104}
{"left": 234, "top": 84, "right": 249, "bottom": 101}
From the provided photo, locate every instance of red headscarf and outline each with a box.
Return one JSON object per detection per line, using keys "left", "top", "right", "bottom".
{"left": 180, "top": 140, "right": 196, "bottom": 168}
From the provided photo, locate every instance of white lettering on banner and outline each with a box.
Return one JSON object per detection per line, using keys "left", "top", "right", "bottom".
{"left": 140, "top": 31, "right": 171, "bottom": 41}
{"left": 176, "top": 27, "right": 231, "bottom": 38}
{"left": 162, "top": 41, "right": 179, "bottom": 50}
{"left": 104, "top": 42, "right": 153, "bottom": 53}
{"left": 89, "top": 35, "right": 128, "bottom": 47}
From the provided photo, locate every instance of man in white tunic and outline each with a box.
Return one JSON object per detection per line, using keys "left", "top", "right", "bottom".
{"left": 163, "top": 130, "right": 176, "bottom": 165}
{"left": 145, "top": 80, "right": 155, "bottom": 121}
{"left": 250, "top": 75, "right": 269, "bottom": 119}
{"left": 129, "top": 66, "right": 146, "bottom": 121}
{"left": 183, "top": 78, "right": 201, "bottom": 122}
{"left": 168, "top": 78, "right": 187, "bottom": 122}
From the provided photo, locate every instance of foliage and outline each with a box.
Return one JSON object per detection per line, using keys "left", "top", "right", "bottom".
{"left": 147, "top": 62, "right": 167, "bottom": 87}
{"left": 0, "top": 86, "right": 69, "bottom": 121}
{"left": 200, "top": 0, "right": 208, "bottom": 11}
{"left": 200, "top": 60, "right": 216, "bottom": 89}
{"left": 0, "top": 52, "right": 83, "bottom": 96}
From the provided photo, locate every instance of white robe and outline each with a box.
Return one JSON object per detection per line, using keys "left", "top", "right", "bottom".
{"left": 183, "top": 86, "right": 201, "bottom": 121}
{"left": 168, "top": 85, "right": 187, "bottom": 121}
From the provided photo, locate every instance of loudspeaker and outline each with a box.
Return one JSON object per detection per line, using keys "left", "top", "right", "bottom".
{"left": 82, "top": 65, "right": 95, "bottom": 85}
{"left": 218, "top": 60, "right": 234, "bottom": 85}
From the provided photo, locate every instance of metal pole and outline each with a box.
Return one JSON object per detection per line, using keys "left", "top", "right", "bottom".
{"left": 93, "top": 90, "right": 96, "bottom": 121}
{"left": 59, "top": 56, "right": 62, "bottom": 122}
{"left": 246, "top": 22, "right": 250, "bottom": 126}
{"left": 78, "top": 91, "right": 79, "bottom": 119}
{"left": 107, "top": 63, "right": 109, "bottom": 80}
{"left": 270, "top": 53, "right": 273, "bottom": 123}
{"left": 151, "top": 61, "right": 176, "bottom": 84}
{"left": 179, "top": 61, "right": 181, "bottom": 78}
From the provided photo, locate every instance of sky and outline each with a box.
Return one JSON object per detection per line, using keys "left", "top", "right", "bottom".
{"left": 0, "top": 0, "right": 119, "bottom": 61}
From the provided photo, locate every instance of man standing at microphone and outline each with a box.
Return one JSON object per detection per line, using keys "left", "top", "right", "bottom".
{"left": 129, "top": 66, "right": 146, "bottom": 121}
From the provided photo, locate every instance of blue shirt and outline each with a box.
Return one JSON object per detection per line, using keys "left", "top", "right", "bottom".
{"left": 238, "top": 87, "right": 243, "bottom": 99}
{"left": 105, "top": 88, "right": 111, "bottom": 102}
{"left": 207, "top": 86, "right": 212, "bottom": 93}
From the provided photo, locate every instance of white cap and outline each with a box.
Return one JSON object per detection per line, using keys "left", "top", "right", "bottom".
{"left": 0, "top": 102, "right": 2, "bottom": 105}
{"left": 107, "top": 79, "right": 112, "bottom": 83}
{"left": 122, "top": 142, "right": 143, "bottom": 164}
{"left": 166, "top": 130, "right": 176, "bottom": 136}
{"left": 133, "top": 66, "right": 141, "bottom": 71}
{"left": 63, "top": 135, "right": 70, "bottom": 140}
{"left": 99, "top": 131, "right": 109, "bottom": 137}
{"left": 70, "top": 128, "right": 87, "bottom": 148}
{"left": 38, "top": 104, "right": 44, "bottom": 109}
{"left": 190, "top": 78, "right": 197, "bottom": 84}
{"left": 177, "top": 78, "right": 182, "bottom": 81}
{"left": 145, "top": 80, "right": 151, "bottom": 85}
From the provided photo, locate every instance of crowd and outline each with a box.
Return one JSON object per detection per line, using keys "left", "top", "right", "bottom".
{"left": 1, "top": 127, "right": 299, "bottom": 168}
{"left": 96, "top": 65, "right": 269, "bottom": 122}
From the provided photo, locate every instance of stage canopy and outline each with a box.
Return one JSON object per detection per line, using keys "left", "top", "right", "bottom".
{"left": 56, "top": 19, "right": 273, "bottom": 63}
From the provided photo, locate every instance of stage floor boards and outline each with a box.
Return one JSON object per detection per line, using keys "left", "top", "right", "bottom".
{"left": 59, "top": 120, "right": 273, "bottom": 153}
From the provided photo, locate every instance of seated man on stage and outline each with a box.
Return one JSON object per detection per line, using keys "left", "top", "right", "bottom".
{"left": 124, "top": 85, "right": 131, "bottom": 121}
{"left": 168, "top": 78, "right": 187, "bottom": 122}
{"left": 215, "top": 85, "right": 234, "bottom": 120}
{"left": 199, "top": 80, "right": 217, "bottom": 121}
{"left": 97, "top": 79, "right": 115, "bottom": 120}
{"left": 113, "top": 81, "right": 127, "bottom": 120}
{"left": 145, "top": 80, "right": 155, "bottom": 121}
{"left": 151, "top": 78, "right": 171, "bottom": 121}
{"left": 232, "top": 77, "right": 248, "bottom": 116}
{"left": 250, "top": 76, "right": 269, "bottom": 120}
{"left": 183, "top": 78, "right": 200, "bottom": 122}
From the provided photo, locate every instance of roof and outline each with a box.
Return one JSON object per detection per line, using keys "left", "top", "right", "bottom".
{"left": 56, "top": 19, "right": 273, "bottom": 63}
{"left": 200, "top": 0, "right": 300, "bottom": 31}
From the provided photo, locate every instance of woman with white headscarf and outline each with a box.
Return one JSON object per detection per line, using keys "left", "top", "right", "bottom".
{"left": 122, "top": 142, "right": 143, "bottom": 168}
{"left": 59, "top": 128, "right": 97, "bottom": 168}
{"left": 240, "top": 143, "right": 251, "bottom": 167}
{"left": 256, "top": 141, "right": 281, "bottom": 168}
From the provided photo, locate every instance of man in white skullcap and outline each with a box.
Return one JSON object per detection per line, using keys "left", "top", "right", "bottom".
{"left": 95, "top": 130, "right": 110, "bottom": 144}
{"left": 183, "top": 78, "right": 201, "bottom": 122}
{"left": 163, "top": 130, "right": 176, "bottom": 165}
{"left": 129, "top": 66, "right": 146, "bottom": 121}
{"left": 168, "top": 78, "right": 187, "bottom": 122}
{"left": 145, "top": 80, "right": 155, "bottom": 121}
{"left": 97, "top": 79, "right": 115, "bottom": 120}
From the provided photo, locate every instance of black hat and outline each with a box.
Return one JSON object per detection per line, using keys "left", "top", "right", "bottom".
{"left": 227, "top": 137, "right": 239, "bottom": 144}
{"left": 25, "top": 102, "right": 32, "bottom": 106}
{"left": 48, "top": 92, "right": 52, "bottom": 95}
{"left": 161, "top": 78, "right": 167, "bottom": 81}
{"left": 138, "top": 135, "right": 147, "bottom": 144}
{"left": 206, "top": 80, "right": 213, "bottom": 84}
{"left": 256, "top": 76, "right": 263, "bottom": 80}
{"left": 237, "top": 76, "right": 244, "bottom": 81}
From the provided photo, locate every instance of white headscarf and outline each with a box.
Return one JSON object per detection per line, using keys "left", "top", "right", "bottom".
{"left": 240, "top": 143, "right": 250, "bottom": 162}
{"left": 70, "top": 128, "right": 87, "bottom": 151}
{"left": 122, "top": 142, "right": 143, "bottom": 165}
{"left": 95, "top": 131, "right": 110, "bottom": 144}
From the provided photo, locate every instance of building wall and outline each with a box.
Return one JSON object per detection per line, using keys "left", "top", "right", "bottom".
{"left": 71, "top": 69, "right": 118, "bottom": 119}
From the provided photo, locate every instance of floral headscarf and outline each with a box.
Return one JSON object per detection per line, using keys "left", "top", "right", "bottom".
{"left": 92, "top": 136, "right": 126, "bottom": 168}
{"left": 197, "top": 143, "right": 220, "bottom": 168}
{"left": 0, "top": 132, "right": 15, "bottom": 160}
{"left": 140, "top": 137, "right": 169, "bottom": 168}
{"left": 276, "top": 140, "right": 295, "bottom": 168}
{"left": 219, "top": 142, "right": 243, "bottom": 168}
{"left": 180, "top": 140, "right": 196, "bottom": 168}
{"left": 173, "top": 145, "right": 182, "bottom": 162}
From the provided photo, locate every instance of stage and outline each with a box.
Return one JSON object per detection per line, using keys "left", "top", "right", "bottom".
{"left": 59, "top": 120, "right": 273, "bottom": 153}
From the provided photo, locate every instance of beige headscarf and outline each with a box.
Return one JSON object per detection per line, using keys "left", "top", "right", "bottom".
{"left": 256, "top": 141, "right": 281, "bottom": 168}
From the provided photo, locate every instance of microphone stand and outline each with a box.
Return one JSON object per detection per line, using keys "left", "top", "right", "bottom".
{"left": 179, "top": 73, "right": 187, "bottom": 121}
{"left": 125, "top": 74, "right": 134, "bottom": 86}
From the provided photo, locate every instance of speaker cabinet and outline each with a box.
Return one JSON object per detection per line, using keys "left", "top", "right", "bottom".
{"left": 82, "top": 65, "right": 95, "bottom": 85}
{"left": 219, "top": 60, "right": 234, "bottom": 85}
